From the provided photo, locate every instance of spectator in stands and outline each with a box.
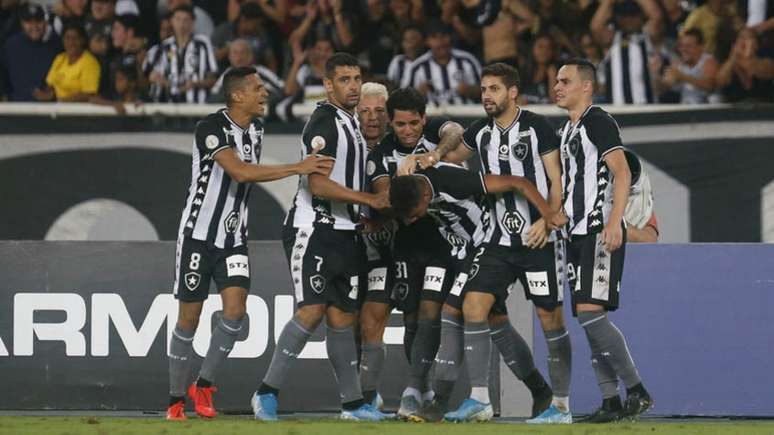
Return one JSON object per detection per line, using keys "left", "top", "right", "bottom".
{"left": 358, "top": 0, "right": 401, "bottom": 75}
{"left": 210, "top": 38, "right": 284, "bottom": 106}
{"left": 656, "top": 0, "right": 689, "bottom": 49}
{"left": 158, "top": 12, "right": 173, "bottom": 42}
{"left": 477, "top": 0, "right": 520, "bottom": 66}
{"left": 158, "top": 0, "right": 214, "bottom": 37}
{"left": 284, "top": 35, "right": 333, "bottom": 102}
{"left": 211, "top": 2, "right": 278, "bottom": 72}
{"left": 386, "top": 24, "right": 424, "bottom": 86}
{"left": 52, "top": 0, "right": 88, "bottom": 35}
{"left": 90, "top": 63, "right": 143, "bottom": 113}
{"left": 716, "top": 28, "right": 774, "bottom": 102}
{"left": 403, "top": 19, "right": 481, "bottom": 105}
{"left": 289, "top": 0, "right": 354, "bottom": 52}
{"left": 660, "top": 28, "right": 719, "bottom": 104}
{"left": 85, "top": 0, "right": 116, "bottom": 45}
{"left": 388, "top": 0, "right": 424, "bottom": 24}
{"left": 518, "top": 33, "right": 558, "bottom": 104}
{"left": 0, "top": 0, "right": 22, "bottom": 46}
{"left": 1, "top": 3, "right": 61, "bottom": 101}
{"left": 592, "top": 0, "right": 663, "bottom": 104}
{"left": 682, "top": 0, "right": 743, "bottom": 59}
{"left": 101, "top": 14, "right": 145, "bottom": 98}
{"left": 34, "top": 23, "right": 100, "bottom": 101}
{"left": 438, "top": 0, "right": 481, "bottom": 53}
{"left": 143, "top": 5, "right": 217, "bottom": 103}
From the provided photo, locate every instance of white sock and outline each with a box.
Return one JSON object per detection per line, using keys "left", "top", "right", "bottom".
{"left": 402, "top": 387, "right": 421, "bottom": 401}
{"left": 422, "top": 390, "right": 435, "bottom": 402}
{"left": 470, "top": 387, "right": 490, "bottom": 404}
{"left": 552, "top": 396, "right": 570, "bottom": 412}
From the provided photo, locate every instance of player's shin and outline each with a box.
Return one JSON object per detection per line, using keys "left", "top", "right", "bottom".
{"left": 260, "top": 316, "right": 312, "bottom": 393}
{"left": 169, "top": 325, "right": 195, "bottom": 402}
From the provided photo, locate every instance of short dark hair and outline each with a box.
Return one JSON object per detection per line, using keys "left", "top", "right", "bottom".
{"left": 115, "top": 14, "right": 140, "bottom": 33}
{"left": 171, "top": 5, "right": 195, "bottom": 19}
{"left": 562, "top": 58, "right": 597, "bottom": 84}
{"left": 386, "top": 87, "right": 426, "bottom": 119}
{"left": 324, "top": 52, "right": 360, "bottom": 79}
{"left": 62, "top": 23, "right": 88, "bottom": 44}
{"left": 402, "top": 23, "right": 423, "bottom": 38}
{"left": 482, "top": 62, "right": 521, "bottom": 89}
{"left": 683, "top": 28, "right": 704, "bottom": 45}
{"left": 389, "top": 176, "right": 424, "bottom": 219}
{"left": 239, "top": 2, "right": 263, "bottom": 20}
{"left": 223, "top": 66, "right": 256, "bottom": 105}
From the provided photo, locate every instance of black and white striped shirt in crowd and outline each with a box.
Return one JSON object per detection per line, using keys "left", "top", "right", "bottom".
{"left": 559, "top": 105, "right": 623, "bottom": 236}
{"left": 463, "top": 109, "right": 558, "bottom": 247}
{"left": 211, "top": 65, "right": 284, "bottom": 97}
{"left": 386, "top": 54, "right": 415, "bottom": 87}
{"left": 601, "top": 32, "right": 655, "bottom": 104}
{"left": 178, "top": 109, "right": 264, "bottom": 248}
{"left": 418, "top": 163, "right": 490, "bottom": 256}
{"left": 143, "top": 35, "right": 218, "bottom": 103}
{"left": 286, "top": 101, "right": 367, "bottom": 231}
{"left": 403, "top": 49, "right": 482, "bottom": 106}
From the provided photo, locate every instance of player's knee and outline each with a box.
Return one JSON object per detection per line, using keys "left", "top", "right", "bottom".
{"left": 536, "top": 306, "right": 563, "bottom": 330}
{"left": 418, "top": 300, "right": 441, "bottom": 321}
{"left": 295, "top": 304, "right": 326, "bottom": 330}
{"left": 441, "top": 303, "right": 462, "bottom": 318}
{"left": 177, "top": 315, "right": 199, "bottom": 331}
{"left": 462, "top": 294, "right": 490, "bottom": 323}
{"left": 488, "top": 312, "right": 509, "bottom": 328}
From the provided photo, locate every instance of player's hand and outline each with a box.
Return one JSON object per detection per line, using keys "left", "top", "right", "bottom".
{"left": 298, "top": 154, "right": 335, "bottom": 175}
{"left": 601, "top": 221, "right": 623, "bottom": 252}
{"left": 368, "top": 190, "right": 391, "bottom": 210}
{"left": 546, "top": 209, "right": 568, "bottom": 230}
{"left": 526, "top": 218, "right": 549, "bottom": 249}
{"left": 397, "top": 154, "right": 421, "bottom": 175}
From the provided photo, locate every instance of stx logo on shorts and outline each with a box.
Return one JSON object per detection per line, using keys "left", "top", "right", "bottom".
{"left": 501, "top": 211, "right": 525, "bottom": 235}
{"left": 309, "top": 274, "right": 326, "bottom": 294}
{"left": 424, "top": 267, "right": 446, "bottom": 292}
{"left": 367, "top": 267, "right": 387, "bottom": 291}
{"left": 525, "top": 271, "right": 549, "bottom": 296}
{"left": 223, "top": 211, "right": 239, "bottom": 234}
{"left": 226, "top": 254, "right": 249, "bottom": 278}
{"left": 184, "top": 272, "right": 201, "bottom": 291}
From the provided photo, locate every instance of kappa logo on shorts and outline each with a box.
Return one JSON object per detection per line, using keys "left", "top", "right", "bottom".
{"left": 310, "top": 274, "right": 326, "bottom": 294}
{"left": 501, "top": 210, "right": 525, "bottom": 235}
{"left": 184, "top": 272, "right": 201, "bottom": 291}
{"left": 224, "top": 211, "right": 239, "bottom": 233}
{"left": 392, "top": 282, "right": 409, "bottom": 301}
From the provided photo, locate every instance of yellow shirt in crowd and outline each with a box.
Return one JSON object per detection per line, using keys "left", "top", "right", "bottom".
{"left": 45, "top": 51, "right": 101, "bottom": 101}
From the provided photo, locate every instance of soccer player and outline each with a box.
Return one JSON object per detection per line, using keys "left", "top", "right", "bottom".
{"left": 251, "top": 53, "right": 391, "bottom": 422}
{"left": 166, "top": 67, "right": 334, "bottom": 420}
{"left": 358, "top": 88, "right": 466, "bottom": 417}
{"left": 404, "top": 63, "right": 574, "bottom": 423}
{"left": 389, "top": 163, "right": 566, "bottom": 423}
{"left": 554, "top": 58, "right": 652, "bottom": 422}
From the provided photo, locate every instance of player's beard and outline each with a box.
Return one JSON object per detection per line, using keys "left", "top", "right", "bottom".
{"left": 484, "top": 97, "right": 509, "bottom": 118}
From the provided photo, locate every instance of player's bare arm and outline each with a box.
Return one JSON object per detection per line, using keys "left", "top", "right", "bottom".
{"left": 482, "top": 174, "right": 567, "bottom": 229}
{"left": 602, "top": 148, "right": 631, "bottom": 252}
{"left": 309, "top": 173, "right": 390, "bottom": 210}
{"left": 397, "top": 122, "right": 466, "bottom": 175}
{"left": 214, "top": 148, "right": 334, "bottom": 183}
{"left": 526, "top": 149, "right": 564, "bottom": 249}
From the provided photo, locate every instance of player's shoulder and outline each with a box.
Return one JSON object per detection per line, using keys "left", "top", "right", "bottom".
{"left": 465, "top": 117, "right": 492, "bottom": 135}
{"left": 520, "top": 109, "right": 555, "bottom": 130}
{"left": 196, "top": 110, "right": 228, "bottom": 133}
{"left": 584, "top": 106, "right": 618, "bottom": 128}
{"left": 250, "top": 117, "right": 264, "bottom": 132}
{"left": 309, "top": 102, "right": 339, "bottom": 123}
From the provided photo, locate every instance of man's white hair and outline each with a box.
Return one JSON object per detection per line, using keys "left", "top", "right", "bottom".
{"left": 360, "top": 82, "right": 388, "bottom": 100}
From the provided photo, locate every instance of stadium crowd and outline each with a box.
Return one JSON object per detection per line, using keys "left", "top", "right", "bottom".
{"left": 0, "top": 0, "right": 772, "bottom": 116}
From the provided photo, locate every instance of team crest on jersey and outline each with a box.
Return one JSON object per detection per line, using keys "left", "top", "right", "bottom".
{"left": 392, "top": 282, "right": 410, "bottom": 301}
{"left": 310, "top": 274, "right": 326, "bottom": 294}
{"left": 184, "top": 272, "right": 201, "bottom": 291}
{"left": 205, "top": 135, "right": 219, "bottom": 150}
{"left": 468, "top": 264, "right": 480, "bottom": 280}
{"left": 224, "top": 211, "right": 240, "bottom": 233}
{"left": 568, "top": 136, "right": 581, "bottom": 156}
{"left": 501, "top": 210, "right": 525, "bottom": 235}
{"left": 366, "top": 160, "right": 376, "bottom": 176}
{"left": 512, "top": 139, "right": 529, "bottom": 161}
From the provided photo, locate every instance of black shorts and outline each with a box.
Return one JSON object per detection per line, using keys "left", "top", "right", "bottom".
{"left": 448, "top": 241, "right": 565, "bottom": 314}
{"left": 283, "top": 226, "right": 365, "bottom": 313}
{"left": 173, "top": 237, "right": 251, "bottom": 302}
{"left": 362, "top": 221, "right": 397, "bottom": 307}
{"left": 566, "top": 227, "right": 626, "bottom": 315}
{"left": 386, "top": 220, "right": 464, "bottom": 313}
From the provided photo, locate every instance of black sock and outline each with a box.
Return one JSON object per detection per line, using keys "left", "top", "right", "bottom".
{"left": 626, "top": 382, "right": 647, "bottom": 396}
{"left": 342, "top": 398, "right": 364, "bottom": 411}
{"left": 603, "top": 396, "right": 623, "bottom": 410}
{"left": 362, "top": 389, "right": 377, "bottom": 404}
{"left": 523, "top": 369, "right": 550, "bottom": 397}
{"left": 258, "top": 382, "right": 280, "bottom": 397}
{"left": 169, "top": 396, "right": 184, "bottom": 406}
{"left": 196, "top": 377, "right": 212, "bottom": 388}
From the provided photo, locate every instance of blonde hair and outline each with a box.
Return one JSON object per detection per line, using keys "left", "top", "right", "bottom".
{"left": 360, "top": 82, "right": 388, "bottom": 100}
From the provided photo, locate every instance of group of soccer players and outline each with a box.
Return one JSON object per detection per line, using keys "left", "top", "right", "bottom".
{"left": 165, "top": 51, "right": 653, "bottom": 425}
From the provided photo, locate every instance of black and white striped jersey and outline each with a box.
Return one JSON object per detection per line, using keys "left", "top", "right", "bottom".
{"left": 211, "top": 65, "right": 284, "bottom": 97}
{"left": 178, "top": 109, "right": 264, "bottom": 249}
{"left": 403, "top": 49, "right": 482, "bottom": 106}
{"left": 417, "top": 164, "right": 490, "bottom": 255}
{"left": 559, "top": 105, "right": 624, "bottom": 236}
{"left": 386, "top": 54, "right": 415, "bottom": 87}
{"left": 285, "top": 101, "right": 368, "bottom": 231}
{"left": 143, "top": 35, "right": 218, "bottom": 103}
{"left": 366, "top": 117, "right": 450, "bottom": 183}
{"left": 601, "top": 32, "right": 655, "bottom": 104}
{"left": 462, "top": 109, "right": 559, "bottom": 247}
